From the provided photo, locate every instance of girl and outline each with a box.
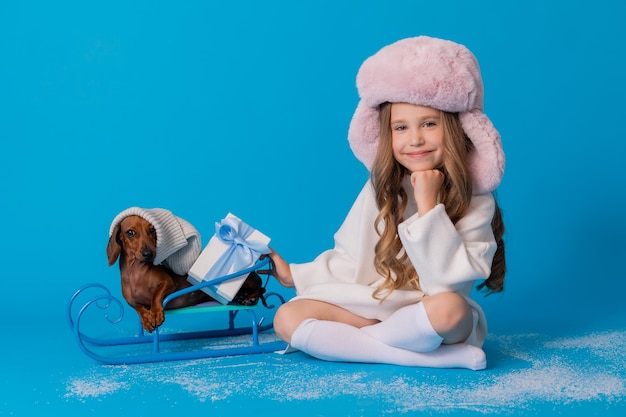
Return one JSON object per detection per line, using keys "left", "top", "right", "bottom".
{"left": 263, "top": 36, "right": 505, "bottom": 370}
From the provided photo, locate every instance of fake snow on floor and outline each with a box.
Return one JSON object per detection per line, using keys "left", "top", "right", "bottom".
{"left": 64, "top": 329, "right": 625, "bottom": 414}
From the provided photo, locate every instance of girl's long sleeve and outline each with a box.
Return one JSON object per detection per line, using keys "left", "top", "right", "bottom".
{"left": 397, "top": 193, "right": 497, "bottom": 296}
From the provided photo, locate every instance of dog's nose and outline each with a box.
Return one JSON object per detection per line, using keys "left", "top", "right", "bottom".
{"left": 141, "top": 247, "right": 154, "bottom": 262}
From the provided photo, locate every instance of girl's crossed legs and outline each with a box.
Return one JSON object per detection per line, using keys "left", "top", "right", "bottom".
{"left": 273, "top": 292, "right": 485, "bottom": 370}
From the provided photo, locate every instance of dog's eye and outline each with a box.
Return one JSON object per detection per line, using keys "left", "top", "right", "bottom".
{"left": 126, "top": 230, "right": 136, "bottom": 238}
{"left": 149, "top": 227, "right": 156, "bottom": 235}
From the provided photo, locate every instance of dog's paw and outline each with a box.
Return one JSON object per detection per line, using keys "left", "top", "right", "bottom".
{"left": 140, "top": 317, "right": 156, "bottom": 333}
{"left": 150, "top": 308, "right": 165, "bottom": 329}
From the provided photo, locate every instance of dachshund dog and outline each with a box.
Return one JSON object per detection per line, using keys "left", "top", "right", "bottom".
{"left": 107, "top": 215, "right": 214, "bottom": 332}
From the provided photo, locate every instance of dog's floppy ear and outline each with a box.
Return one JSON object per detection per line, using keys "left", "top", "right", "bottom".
{"left": 106, "top": 224, "right": 122, "bottom": 266}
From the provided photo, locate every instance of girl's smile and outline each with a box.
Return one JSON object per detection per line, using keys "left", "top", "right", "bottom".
{"left": 404, "top": 150, "right": 435, "bottom": 157}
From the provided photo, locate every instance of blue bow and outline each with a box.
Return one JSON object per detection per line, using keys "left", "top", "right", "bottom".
{"left": 202, "top": 217, "right": 270, "bottom": 282}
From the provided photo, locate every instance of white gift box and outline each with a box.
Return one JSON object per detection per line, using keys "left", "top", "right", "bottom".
{"left": 187, "top": 213, "right": 270, "bottom": 305}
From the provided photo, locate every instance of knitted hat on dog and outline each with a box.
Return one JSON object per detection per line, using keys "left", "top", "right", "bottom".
{"left": 109, "top": 207, "right": 202, "bottom": 275}
{"left": 348, "top": 36, "right": 505, "bottom": 194}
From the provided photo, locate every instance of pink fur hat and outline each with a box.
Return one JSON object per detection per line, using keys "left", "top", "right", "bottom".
{"left": 348, "top": 36, "right": 505, "bottom": 194}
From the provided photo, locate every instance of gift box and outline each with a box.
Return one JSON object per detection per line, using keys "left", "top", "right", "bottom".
{"left": 187, "top": 213, "right": 271, "bottom": 305}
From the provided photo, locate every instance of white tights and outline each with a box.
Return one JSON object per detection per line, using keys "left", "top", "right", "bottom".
{"left": 289, "top": 303, "right": 486, "bottom": 371}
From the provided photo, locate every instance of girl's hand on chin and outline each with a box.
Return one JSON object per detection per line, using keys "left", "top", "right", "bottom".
{"left": 410, "top": 169, "right": 444, "bottom": 216}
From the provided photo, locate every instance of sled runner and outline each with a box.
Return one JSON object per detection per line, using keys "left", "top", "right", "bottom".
{"left": 67, "top": 258, "right": 287, "bottom": 365}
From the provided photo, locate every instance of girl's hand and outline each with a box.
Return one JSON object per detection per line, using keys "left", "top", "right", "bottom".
{"left": 410, "top": 169, "right": 444, "bottom": 216}
{"left": 259, "top": 248, "right": 294, "bottom": 288}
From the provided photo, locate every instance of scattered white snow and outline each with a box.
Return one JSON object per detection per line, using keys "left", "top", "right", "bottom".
{"left": 64, "top": 329, "right": 626, "bottom": 413}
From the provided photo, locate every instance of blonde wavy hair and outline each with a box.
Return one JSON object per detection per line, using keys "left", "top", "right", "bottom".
{"left": 370, "top": 102, "right": 506, "bottom": 301}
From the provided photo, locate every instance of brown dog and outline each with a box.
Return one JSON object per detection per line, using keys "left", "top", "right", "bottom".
{"left": 107, "top": 215, "right": 213, "bottom": 332}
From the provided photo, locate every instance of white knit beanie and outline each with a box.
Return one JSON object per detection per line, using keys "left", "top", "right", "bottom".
{"left": 109, "top": 207, "right": 202, "bottom": 275}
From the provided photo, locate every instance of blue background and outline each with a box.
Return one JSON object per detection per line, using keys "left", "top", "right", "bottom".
{"left": 1, "top": 1, "right": 625, "bottom": 416}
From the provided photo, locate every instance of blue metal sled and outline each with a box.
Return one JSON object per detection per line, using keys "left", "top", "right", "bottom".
{"left": 67, "top": 258, "right": 287, "bottom": 365}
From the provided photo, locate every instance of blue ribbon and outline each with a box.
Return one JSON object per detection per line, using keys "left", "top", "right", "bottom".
{"left": 202, "top": 217, "right": 271, "bottom": 282}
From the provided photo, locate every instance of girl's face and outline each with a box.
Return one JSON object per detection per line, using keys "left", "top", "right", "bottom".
{"left": 390, "top": 103, "right": 444, "bottom": 172}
